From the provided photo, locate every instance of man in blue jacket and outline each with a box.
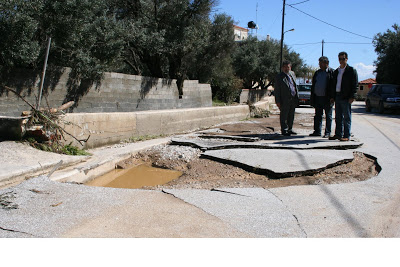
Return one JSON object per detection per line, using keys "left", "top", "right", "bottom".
{"left": 329, "top": 52, "right": 358, "bottom": 141}
{"left": 309, "top": 56, "right": 335, "bottom": 138}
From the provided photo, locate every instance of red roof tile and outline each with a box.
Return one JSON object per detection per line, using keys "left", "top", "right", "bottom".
{"left": 359, "top": 78, "right": 376, "bottom": 84}
{"left": 233, "top": 25, "right": 249, "bottom": 31}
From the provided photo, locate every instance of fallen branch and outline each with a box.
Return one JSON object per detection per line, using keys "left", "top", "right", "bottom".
{"left": 4, "top": 86, "right": 88, "bottom": 146}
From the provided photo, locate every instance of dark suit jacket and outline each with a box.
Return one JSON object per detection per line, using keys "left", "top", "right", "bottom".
{"left": 274, "top": 70, "right": 298, "bottom": 106}
{"left": 332, "top": 65, "right": 358, "bottom": 100}
{"left": 310, "top": 67, "right": 335, "bottom": 106}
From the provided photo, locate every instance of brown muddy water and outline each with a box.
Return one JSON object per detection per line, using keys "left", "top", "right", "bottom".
{"left": 85, "top": 164, "right": 182, "bottom": 189}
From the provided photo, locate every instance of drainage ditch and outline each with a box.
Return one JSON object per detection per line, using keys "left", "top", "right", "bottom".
{"left": 85, "top": 144, "right": 380, "bottom": 190}
{"left": 84, "top": 114, "right": 380, "bottom": 190}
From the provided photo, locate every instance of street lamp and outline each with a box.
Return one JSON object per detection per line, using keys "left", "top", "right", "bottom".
{"left": 279, "top": 28, "right": 295, "bottom": 69}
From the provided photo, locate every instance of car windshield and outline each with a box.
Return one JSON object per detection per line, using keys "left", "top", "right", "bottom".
{"left": 298, "top": 85, "right": 311, "bottom": 91}
{"left": 382, "top": 85, "right": 400, "bottom": 94}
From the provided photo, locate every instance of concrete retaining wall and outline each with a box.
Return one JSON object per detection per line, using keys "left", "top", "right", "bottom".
{"left": 62, "top": 98, "right": 274, "bottom": 149}
{"left": 240, "top": 89, "right": 273, "bottom": 104}
{"left": 0, "top": 68, "right": 212, "bottom": 116}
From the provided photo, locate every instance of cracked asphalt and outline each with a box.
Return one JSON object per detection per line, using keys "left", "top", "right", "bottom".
{"left": 1, "top": 102, "right": 400, "bottom": 237}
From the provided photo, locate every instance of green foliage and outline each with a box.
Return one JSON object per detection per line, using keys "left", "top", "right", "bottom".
{"left": 61, "top": 143, "right": 91, "bottom": 156}
{"left": 0, "top": 0, "right": 43, "bottom": 70}
{"left": 373, "top": 24, "right": 400, "bottom": 85}
{"left": 120, "top": 1, "right": 217, "bottom": 90}
{"left": 212, "top": 98, "right": 227, "bottom": 106}
{"left": 1, "top": 0, "right": 309, "bottom": 104}
{"left": 1, "top": 0, "right": 127, "bottom": 82}
{"left": 233, "top": 36, "right": 306, "bottom": 90}
{"left": 25, "top": 139, "right": 91, "bottom": 156}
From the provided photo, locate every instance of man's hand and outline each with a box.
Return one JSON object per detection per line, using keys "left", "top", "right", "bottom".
{"left": 349, "top": 98, "right": 355, "bottom": 104}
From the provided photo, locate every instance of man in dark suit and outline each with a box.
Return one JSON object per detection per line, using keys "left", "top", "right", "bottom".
{"left": 274, "top": 60, "right": 299, "bottom": 136}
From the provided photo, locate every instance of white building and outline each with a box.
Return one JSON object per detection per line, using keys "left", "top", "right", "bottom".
{"left": 233, "top": 25, "right": 249, "bottom": 41}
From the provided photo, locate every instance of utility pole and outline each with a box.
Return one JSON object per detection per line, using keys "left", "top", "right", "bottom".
{"left": 256, "top": 3, "right": 258, "bottom": 37}
{"left": 322, "top": 39, "right": 325, "bottom": 56}
{"left": 279, "top": 0, "right": 286, "bottom": 69}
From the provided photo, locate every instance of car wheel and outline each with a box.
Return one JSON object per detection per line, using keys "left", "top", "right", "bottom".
{"left": 366, "top": 100, "right": 371, "bottom": 112}
{"left": 378, "top": 101, "right": 385, "bottom": 114}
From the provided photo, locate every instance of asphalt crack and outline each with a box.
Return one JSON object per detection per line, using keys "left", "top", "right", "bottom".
{"left": 265, "top": 188, "right": 308, "bottom": 238}
{"left": 0, "top": 226, "right": 35, "bottom": 237}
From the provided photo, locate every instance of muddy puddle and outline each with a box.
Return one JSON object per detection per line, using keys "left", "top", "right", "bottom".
{"left": 85, "top": 164, "right": 182, "bottom": 189}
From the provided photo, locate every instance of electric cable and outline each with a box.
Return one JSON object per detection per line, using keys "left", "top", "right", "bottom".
{"left": 286, "top": 4, "right": 373, "bottom": 40}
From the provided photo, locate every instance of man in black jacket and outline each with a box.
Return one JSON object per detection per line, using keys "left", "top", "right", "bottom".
{"left": 274, "top": 60, "right": 299, "bottom": 136}
{"left": 329, "top": 51, "right": 358, "bottom": 141}
{"left": 309, "top": 56, "right": 335, "bottom": 137}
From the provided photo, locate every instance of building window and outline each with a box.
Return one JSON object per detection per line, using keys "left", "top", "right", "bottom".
{"left": 360, "top": 85, "right": 364, "bottom": 91}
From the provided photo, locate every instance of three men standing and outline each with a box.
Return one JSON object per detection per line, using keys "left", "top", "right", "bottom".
{"left": 274, "top": 60, "right": 299, "bottom": 136}
{"left": 309, "top": 56, "right": 334, "bottom": 138}
{"left": 274, "top": 52, "right": 358, "bottom": 140}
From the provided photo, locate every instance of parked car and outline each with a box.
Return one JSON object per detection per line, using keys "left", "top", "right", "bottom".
{"left": 365, "top": 84, "right": 400, "bottom": 113}
{"left": 297, "top": 84, "right": 312, "bottom": 106}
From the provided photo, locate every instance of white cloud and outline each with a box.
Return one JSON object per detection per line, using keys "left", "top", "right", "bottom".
{"left": 354, "top": 63, "right": 376, "bottom": 81}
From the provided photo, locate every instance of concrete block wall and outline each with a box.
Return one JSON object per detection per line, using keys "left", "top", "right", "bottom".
{"left": 62, "top": 98, "right": 274, "bottom": 149}
{"left": 0, "top": 68, "right": 212, "bottom": 116}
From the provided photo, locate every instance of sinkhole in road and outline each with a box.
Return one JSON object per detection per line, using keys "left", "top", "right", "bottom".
{"left": 85, "top": 164, "right": 182, "bottom": 189}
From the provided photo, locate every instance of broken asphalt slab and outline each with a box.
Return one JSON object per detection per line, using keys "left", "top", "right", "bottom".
{"left": 171, "top": 135, "right": 363, "bottom": 151}
{"left": 163, "top": 187, "right": 306, "bottom": 237}
{"left": 202, "top": 148, "right": 355, "bottom": 178}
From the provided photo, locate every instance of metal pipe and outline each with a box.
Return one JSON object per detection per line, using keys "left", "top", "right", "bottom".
{"left": 37, "top": 37, "right": 51, "bottom": 110}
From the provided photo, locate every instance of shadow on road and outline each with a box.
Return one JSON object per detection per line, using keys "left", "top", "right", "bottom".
{"left": 319, "top": 185, "right": 370, "bottom": 237}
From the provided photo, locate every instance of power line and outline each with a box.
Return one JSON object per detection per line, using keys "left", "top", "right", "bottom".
{"left": 325, "top": 41, "right": 372, "bottom": 44}
{"left": 286, "top": 4, "right": 373, "bottom": 40}
{"left": 291, "top": 41, "right": 372, "bottom": 45}
{"left": 291, "top": 42, "right": 321, "bottom": 45}
{"left": 290, "top": 0, "right": 311, "bottom": 6}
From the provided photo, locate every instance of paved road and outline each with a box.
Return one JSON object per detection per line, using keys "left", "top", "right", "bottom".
{"left": 292, "top": 101, "right": 400, "bottom": 237}
{"left": 1, "top": 101, "right": 399, "bottom": 238}
{"left": 351, "top": 101, "right": 400, "bottom": 236}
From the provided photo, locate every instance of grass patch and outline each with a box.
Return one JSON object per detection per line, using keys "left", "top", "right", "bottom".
{"left": 25, "top": 138, "right": 91, "bottom": 156}
{"left": 212, "top": 99, "right": 227, "bottom": 106}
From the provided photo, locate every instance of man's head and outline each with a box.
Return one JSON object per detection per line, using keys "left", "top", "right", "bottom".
{"left": 282, "top": 60, "right": 291, "bottom": 74}
{"left": 338, "top": 51, "right": 348, "bottom": 68}
{"left": 319, "top": 56, "right": 329, "bottom": 70}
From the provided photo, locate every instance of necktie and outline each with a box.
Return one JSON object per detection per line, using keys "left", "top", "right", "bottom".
{"left": 287, "top": 74, "right": 296, "bottom": 96}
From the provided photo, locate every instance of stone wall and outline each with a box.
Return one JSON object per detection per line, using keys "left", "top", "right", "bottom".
{"left": 0, "top": 68, "right": 212, "bottom": 116}
{"left": 61, "top": 99, "right": 274, "bottom": 149}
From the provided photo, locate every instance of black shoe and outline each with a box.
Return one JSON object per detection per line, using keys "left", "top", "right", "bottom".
{"left": 329, "top": 135, "right": 341, "bottom": 140}
{"left": 288, "top": 130, "right": 297, "bottom": 135}
{"left": 282, "top": 132, "right": 291, "bottom": 136}
{"left": 309, "top": 132, "right": 321, "bottom": 137}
